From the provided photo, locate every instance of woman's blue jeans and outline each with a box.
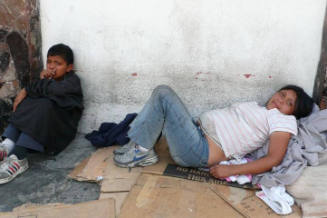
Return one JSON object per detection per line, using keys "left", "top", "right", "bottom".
{"left": 128, "top": 85, "right": 209, "bottom": 167}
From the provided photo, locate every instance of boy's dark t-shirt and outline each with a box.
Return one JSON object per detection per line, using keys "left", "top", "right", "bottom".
{"left": 9, "top": 71, "right": 83, "bottom": 155}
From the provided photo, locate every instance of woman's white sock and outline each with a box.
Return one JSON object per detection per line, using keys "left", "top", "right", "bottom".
{"left": 1, "top": 138, "right": 15, "bottom": 153}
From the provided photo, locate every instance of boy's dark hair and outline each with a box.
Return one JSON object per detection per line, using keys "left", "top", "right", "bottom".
{"left": 47, "top": 43, "right": 74, "bottom": 65}
{"left": 279, "top": 85, "right": 314, "bottom": 119}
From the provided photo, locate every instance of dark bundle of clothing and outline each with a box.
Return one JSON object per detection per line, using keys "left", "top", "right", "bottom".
{"left": 9, "top": 71, "right": 83, "bottom": 155}
{"left": 85, "top": 113, "right": 137, "bottom": 148}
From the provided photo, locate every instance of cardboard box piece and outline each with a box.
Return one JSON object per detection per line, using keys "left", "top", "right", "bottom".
{"left": 68, "top": 147, "right": 112, "bottom": 182}
{"left": 119, "top": 174, "right": 243, "bottom": 218}
{"left": 68, "top": 146, "right": 141, "bottom": 192}
{"left": 0, "top": 199, "right": 115, "bottom": 218}
{"left": 209, "top": 184, "right": 302, "bottom": 218}
{"left": 99, "top": 192, "right": 129, "bottom": 216}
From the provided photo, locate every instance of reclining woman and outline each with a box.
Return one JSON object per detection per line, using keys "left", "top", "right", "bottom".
{"left": 114, "top": 85, "right": 313, "bottom": 179}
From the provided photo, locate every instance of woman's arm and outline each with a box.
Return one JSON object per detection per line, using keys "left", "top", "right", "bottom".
{"left": 209, "top": 131, "right": 291, "bottom": 178}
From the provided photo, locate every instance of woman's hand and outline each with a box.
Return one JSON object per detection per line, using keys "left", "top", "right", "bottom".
{"left": 40, "top": 69, "right": 55, "bottom": 79}
{"left": 13, "top": 89, "right": 27, "bottom": 112}
{"left": 209, "top": 164, "right": 234, "bottom": 179}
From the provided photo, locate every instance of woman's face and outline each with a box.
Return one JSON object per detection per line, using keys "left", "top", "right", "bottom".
{"left": 267, "top": 89, "right": 297, "bottom": 115}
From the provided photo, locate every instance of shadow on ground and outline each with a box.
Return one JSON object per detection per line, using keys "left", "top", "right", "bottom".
{"left": 0, "top": 134, "right": 100, "bottom": 212}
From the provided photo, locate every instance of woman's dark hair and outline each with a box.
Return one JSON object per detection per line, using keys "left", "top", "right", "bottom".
{"left": 279, "top": 85, "right": 314, "bottom": 119}
{"left": 47, "top": 43, "right": 74, "bottom": 65}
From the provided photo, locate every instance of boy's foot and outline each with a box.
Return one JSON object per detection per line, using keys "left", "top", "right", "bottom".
{"left": 0, "top": 145, "right": 8, "bottom": 162}
{"left": 0, "top": 155, "right": 28, "bottom": 184}
{"left": 114, "top": 145, "right": 159, "bottom": 168}
{"left": 113, "top": 141, "right": 136, "bottom": 155}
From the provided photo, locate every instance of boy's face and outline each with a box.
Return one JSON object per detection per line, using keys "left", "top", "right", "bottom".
{"left": 46, "top": 55, "right": 73, "bottom": 80}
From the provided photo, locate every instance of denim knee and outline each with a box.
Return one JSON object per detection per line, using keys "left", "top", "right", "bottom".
{"left": 153, "top": 85, "right": 175, "bottom": 97}
{"left": 152, "top": 85, "right": 178, "bottom": 104}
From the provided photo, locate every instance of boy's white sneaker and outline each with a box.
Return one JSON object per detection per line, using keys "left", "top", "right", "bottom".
{"left": 0, "top": 155, "right": 28, "bottom": 184}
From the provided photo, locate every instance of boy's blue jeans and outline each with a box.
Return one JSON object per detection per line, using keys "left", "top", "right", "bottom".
{"left": 2, "top": 124, "right": 44, "bottom": 152}
{"left": 128, "top": 85, "right": 209, "bottom": 167}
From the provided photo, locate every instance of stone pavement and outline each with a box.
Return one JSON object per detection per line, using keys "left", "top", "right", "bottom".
{"left": 0, "top": 134, "right": 100, "bottom": 212}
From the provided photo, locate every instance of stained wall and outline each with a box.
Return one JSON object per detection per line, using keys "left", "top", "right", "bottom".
{"left": 40, "top": 0, "right": 326, "bottom": 133}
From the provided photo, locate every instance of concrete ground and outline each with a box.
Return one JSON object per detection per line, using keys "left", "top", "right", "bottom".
{"left": 0, "top": 134, "right": 100, "bottom": 212}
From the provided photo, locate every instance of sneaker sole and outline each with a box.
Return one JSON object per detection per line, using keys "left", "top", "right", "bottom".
{"left": 114, "top": 155, "right": 159, "bottom": 168}
{"left": 0, "top": 163, "right": 29, "bottom": 184}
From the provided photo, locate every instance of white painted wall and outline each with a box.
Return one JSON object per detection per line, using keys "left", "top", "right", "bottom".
{"left": 40, "top": 0, "right": 326, "bottom": 133}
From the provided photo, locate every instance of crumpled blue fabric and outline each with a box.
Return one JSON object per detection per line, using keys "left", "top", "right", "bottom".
{"left": 85, "top": 113, "right": 137, "bottom": 148}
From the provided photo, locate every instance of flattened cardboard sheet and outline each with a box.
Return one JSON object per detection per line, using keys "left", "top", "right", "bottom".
{"left": 119, "top": 174, "right": 243, "bottom": 218}
{"left": 68, "top": 156, "right": 90, "bottom": 179}
{"left": 163, "top": 164, "right": 260, "bottom": 190}
{"left": 209, "top": 184, "right": 302, "bottom": 218}
{"left": 68, "top": 147, "right": 113, "bottom": 182}
{"left": 68, "top": 146, "right": 141, "bottom": 192}
{"left": 100, "top": 147, "right": 142, "bottom": 192}
{"left": 99, "top": 192, "right": 129, "bottom": 216}
{"left": 0, "top": 199, "right": 115, "bottom": 218}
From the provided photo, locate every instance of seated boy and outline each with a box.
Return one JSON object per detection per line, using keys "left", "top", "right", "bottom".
{"left": 0, "top": 43, "right": 83, "bottom": 184}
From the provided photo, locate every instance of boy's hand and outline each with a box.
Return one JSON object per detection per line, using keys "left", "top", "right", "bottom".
{"left": 13, "top": 89, "right": 27, "bottom": 112}
{"left": 40, "top": 69, "right": 55, "bottom": 79}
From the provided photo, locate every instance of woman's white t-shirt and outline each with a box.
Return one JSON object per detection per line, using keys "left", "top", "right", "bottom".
{"left": 199, "top": 102, "right": 297, "bottom": 159}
